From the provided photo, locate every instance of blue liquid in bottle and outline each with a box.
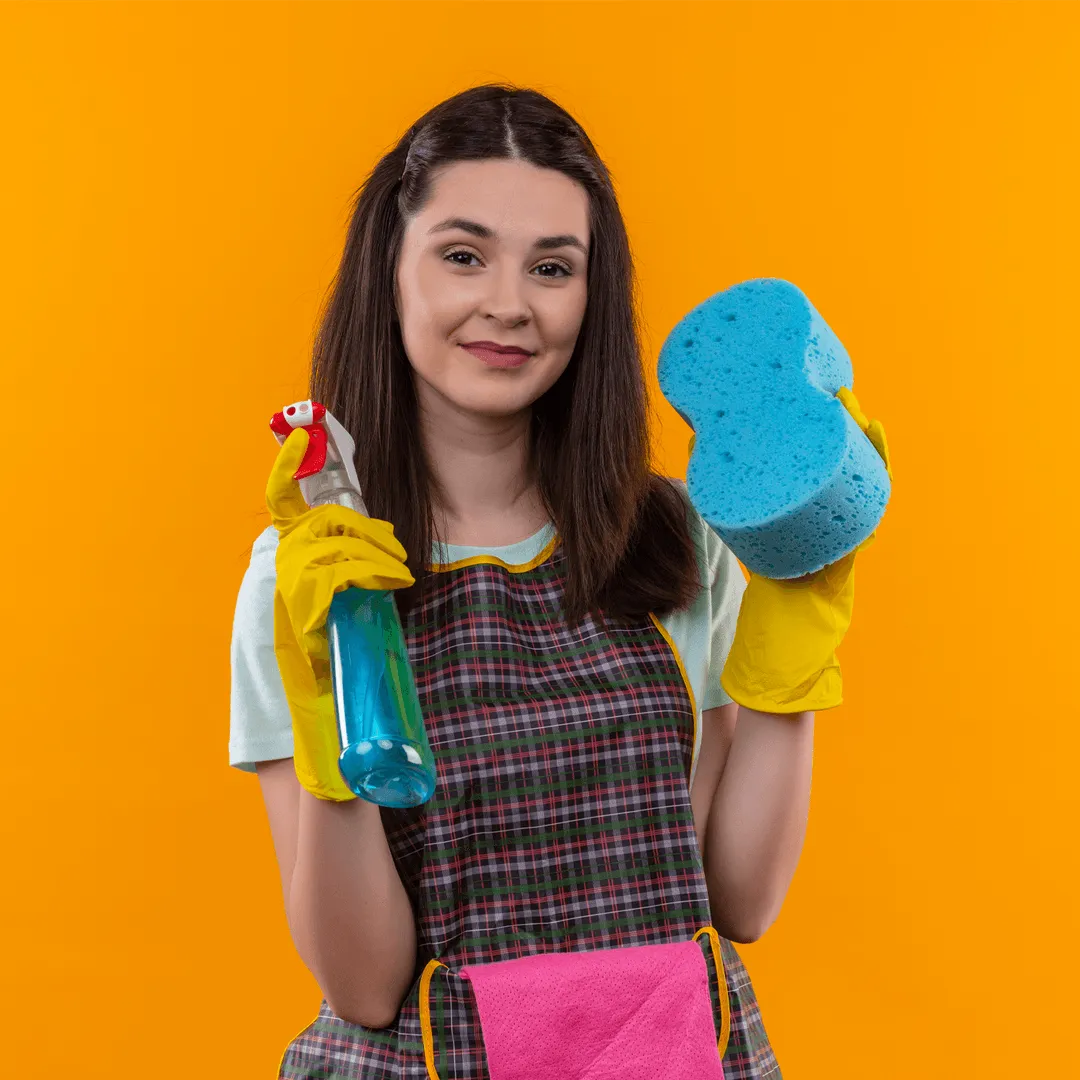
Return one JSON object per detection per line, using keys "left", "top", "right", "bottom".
{"left": 326, "top": 586, "right": 437, "bottom": 808}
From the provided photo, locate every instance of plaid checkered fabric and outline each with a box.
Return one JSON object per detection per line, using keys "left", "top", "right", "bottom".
{"left": 279, "top": 543, "right": 780, "bottom": 1079}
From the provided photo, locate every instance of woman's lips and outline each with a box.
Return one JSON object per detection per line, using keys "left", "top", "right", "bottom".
{"left": 460, "top": 344, "right": 532, "bottom": 369}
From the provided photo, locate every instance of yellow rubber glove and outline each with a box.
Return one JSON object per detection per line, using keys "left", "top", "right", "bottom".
{"left": 719, "top": 388, "right": 892, "bottom": 714}
{"left": 265, "top": 427, "right": 416, "bottom": 801}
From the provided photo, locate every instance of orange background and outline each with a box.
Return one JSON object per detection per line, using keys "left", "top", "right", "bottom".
{"left": 2, "top": 1, "right": 1076, "bottom": 1076}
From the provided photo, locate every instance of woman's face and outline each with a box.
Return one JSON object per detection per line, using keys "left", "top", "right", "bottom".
{"left": 395, "top": 158, "right": 590, "bottom": 421}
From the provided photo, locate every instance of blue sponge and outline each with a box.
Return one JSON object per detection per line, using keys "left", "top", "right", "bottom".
{"left": 657, "top": 278, "right": 891, "bottom": 579}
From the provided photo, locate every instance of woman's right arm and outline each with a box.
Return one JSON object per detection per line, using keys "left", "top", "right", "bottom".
{"left": 256, "top": 758, "right": 417, "bottom": 1028}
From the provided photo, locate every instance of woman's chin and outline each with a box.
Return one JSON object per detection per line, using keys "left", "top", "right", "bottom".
{"left": 453, "top": 389, "right": 536, "bottom": 419}
{"left": 415, "top": 373, "right": 546, "bottom": 420}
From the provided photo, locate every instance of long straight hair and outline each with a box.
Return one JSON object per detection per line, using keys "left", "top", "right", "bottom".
{"left": 308, "top": 83, "right": 699, "bottom": 626}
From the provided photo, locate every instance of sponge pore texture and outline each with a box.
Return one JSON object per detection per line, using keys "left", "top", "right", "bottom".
{"left": 657, "top": 278, "right": 891, "bottom": 578}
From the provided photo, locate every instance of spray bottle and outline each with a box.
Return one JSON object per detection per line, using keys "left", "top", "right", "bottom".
{"left": 269, "top": 399, "right": 437, "bottom": 808}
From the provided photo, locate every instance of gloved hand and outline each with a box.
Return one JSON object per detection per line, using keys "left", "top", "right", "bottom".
{"left": 719, "top": 387, "right": 893, "bottom": 713}
{"left": 265, "top": 427, "right": 416, "bottom": 801}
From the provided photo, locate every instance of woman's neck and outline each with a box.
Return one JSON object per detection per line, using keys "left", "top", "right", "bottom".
{"left": 419, "top": 396, "right": 549, "bottom": 548}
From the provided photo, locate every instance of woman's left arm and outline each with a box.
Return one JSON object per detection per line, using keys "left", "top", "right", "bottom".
{"left": 699, "top": 703, "right": 814, "bottom": 943}
{"left": 695, "top": 385, "right": 891, "bottom": 942}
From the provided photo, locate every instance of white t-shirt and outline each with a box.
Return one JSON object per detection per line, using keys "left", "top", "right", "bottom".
{"left": 228, "top": 482, "right": 747, "bottom": 788}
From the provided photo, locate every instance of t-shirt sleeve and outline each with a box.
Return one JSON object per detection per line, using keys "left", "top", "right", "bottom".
{"left": 699, "top": 518, "right": 749, "bottom": 713}
{"left": 228, "top": 525, "right": 295, "bottom": 772}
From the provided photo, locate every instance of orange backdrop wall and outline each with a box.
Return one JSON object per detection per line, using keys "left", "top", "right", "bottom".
{"left": 2, "top": 2, "right": 1076, "bottom": 1076}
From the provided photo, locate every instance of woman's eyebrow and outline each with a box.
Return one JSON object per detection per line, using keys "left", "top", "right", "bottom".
{"left": 428, "top": 217, "right": 588, "bottom": 256}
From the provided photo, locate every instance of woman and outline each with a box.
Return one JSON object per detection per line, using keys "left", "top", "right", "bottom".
{"left": 230, "top": 82, "right": 871, "bottom": 1079}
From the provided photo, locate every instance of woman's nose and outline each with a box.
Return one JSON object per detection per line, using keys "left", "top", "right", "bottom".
{"left": 481, "top": 263, "right": 530, "bottom": 325}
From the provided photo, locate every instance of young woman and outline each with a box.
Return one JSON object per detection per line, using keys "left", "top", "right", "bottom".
{"left": 230, "top": 83, "right": 883, "bottom": 1079}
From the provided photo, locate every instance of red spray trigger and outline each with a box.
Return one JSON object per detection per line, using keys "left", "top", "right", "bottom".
{"left": 269, "top": 400, "right": 329, "bottom": 478}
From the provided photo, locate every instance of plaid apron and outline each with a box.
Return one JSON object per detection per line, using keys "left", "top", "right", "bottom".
{"left": 278, "top": 537, "right": 780, "bottom": 1079}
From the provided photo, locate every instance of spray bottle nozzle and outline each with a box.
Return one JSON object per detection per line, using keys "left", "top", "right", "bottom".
{"left": 269, "top": 400, "right": 330, "bottom": 478}
{"left": 269, "top": 399, "right": 366, "bottom": 514}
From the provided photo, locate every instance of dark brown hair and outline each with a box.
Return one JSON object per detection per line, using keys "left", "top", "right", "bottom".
{"left": 308, "top": 83, "right": 699, "bottom": 625}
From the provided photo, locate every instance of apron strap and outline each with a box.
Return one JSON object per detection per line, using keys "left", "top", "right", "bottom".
{"left": 419, "top": 927, "right": 730, "bottom": 1078}
{"left": 693, "top": 925, "right": 731, "bottom": 1058}
{"left": 419, "top": 957, "right": 449, "bottom": 1080}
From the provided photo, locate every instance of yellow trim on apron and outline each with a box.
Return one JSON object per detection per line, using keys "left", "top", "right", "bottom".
{"left": 418, "top": 926, "right": 730, "bottom": 1078}
{"left": 278, "top": 1013, "right": 322, "bottom": 1078}
{"left": 649, "top": 611, "right": 700, "bottom": 785}
{"left": 419, "top": 957, "right": 450, "bottom": 1080}
{"left": 430, "top": 533, "right": 560, "bottom": 575}
{"left": 693, "top": 925, "right": 732, "bottom": 1057}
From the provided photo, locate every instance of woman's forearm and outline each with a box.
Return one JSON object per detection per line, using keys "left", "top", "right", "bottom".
{"left": 704, "top": 706, "right": 814, "bottom": 942}
{"left": 290, "top": 792, "right": 417, "bottom": 1028}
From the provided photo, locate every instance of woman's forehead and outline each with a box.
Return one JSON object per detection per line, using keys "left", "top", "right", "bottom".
{"left": 414, "top": 159, "right": 590, "bottom": 245}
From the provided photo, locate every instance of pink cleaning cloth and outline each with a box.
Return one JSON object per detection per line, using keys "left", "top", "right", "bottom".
{"left": 458, "top": 938, "right": 724, "bottom": 1080}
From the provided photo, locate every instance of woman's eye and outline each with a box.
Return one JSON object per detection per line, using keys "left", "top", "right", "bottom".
{"left": 445, "top": 249, "right": 481, "bottom": 267}
{"left": 444, "top": 249, "right": 572, "bottom": 277}
{"left": 535, "top": 261, "right": 572, "bottom": 278}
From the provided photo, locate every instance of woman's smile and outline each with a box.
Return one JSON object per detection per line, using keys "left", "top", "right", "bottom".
{"left": 459, "top": 343, "right": 533, "bottom": 368}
